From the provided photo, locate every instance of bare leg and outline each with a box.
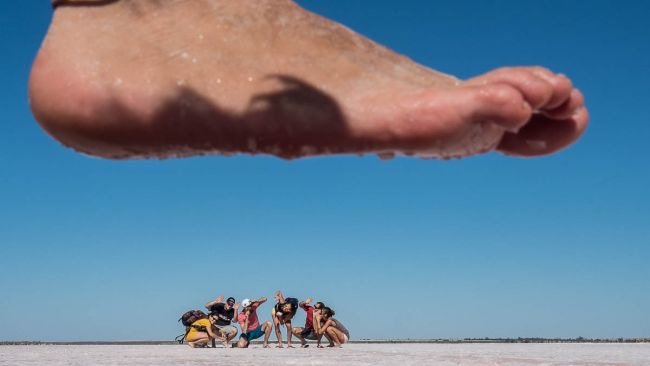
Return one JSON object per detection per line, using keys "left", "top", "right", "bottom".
{"left": 262, "top": 321, "right": 272, "bottom": 348}
{"left": 272, "top": 315, "right": 283, "bottom": 347}
{"left": 186, "top": 332, "right": 211, "bottom": 348}
{"left": 292, "top": 327, "right": 308, "bottom": 346}
{"left": 223, "top": 328, "right": 237, "bottom": 347}
{"left": 325, "top": 327, "right": 344, "bottom": 347}
{"left": 30, "top": 0, "right": 587, "bottom": 160}
{"left": 236, "top": 337, "right": 249, "bottom": 348}
{"left": 285, "top": 323, "right": 294, "bottom": 348}
{"left": 323, "top": 332, "right": 335, "bottom": 347}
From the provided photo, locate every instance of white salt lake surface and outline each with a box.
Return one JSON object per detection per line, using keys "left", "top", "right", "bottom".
{"left": 1, "top": 343, "right": 649, "bottom": 366}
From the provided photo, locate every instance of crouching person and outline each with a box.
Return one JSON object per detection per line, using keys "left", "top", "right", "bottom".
{"left": 271, "top": 290, "right": 299, "bottom": 348}
{"left": 317, "top": 307, "right": 350, "bottom": 347}
{"left": 291, "top": 297, "right": 324, "bottom": 347}
{"left": 237, "top": 297, "right": 273, "bottom": 348}
{"left": 185, "top": 314, "right": 220, "bottom": 348}
{"left": 205, "top": 295, "right": 240, "bottom": 347}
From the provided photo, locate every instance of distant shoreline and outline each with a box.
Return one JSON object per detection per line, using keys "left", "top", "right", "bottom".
{"left": 2, "top": 338, "right": 649, "bottom": 346}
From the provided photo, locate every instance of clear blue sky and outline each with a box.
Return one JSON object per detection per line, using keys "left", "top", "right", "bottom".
{"left": 1, "top": 0, "right": 649, "bottom": 341}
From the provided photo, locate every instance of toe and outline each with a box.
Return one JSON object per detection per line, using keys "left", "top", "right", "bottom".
{"left": 497, "top": 106, "right": 589, "bottom": 157}
{"left": 542, "top": 88, "right": 585, "bottom": 120}
{"left": 460, "top": 83, "right": 532, "bottom": 133}
{"left": 467, "top": 67, "right": 555, "bottom": 110}
{"left": 527, "top": 67, "right": 574, "bottom": 109}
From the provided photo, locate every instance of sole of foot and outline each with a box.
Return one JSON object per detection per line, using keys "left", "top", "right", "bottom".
{"left": 29, "top": 0, "right": 588, "bottom": 160}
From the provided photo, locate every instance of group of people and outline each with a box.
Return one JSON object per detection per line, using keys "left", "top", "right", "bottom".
{"left": 183, "top": 291, "right": 350, "bottom": 349}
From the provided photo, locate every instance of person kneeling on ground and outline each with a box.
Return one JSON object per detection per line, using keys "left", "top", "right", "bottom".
{"left": 205, "top": 295, "right": 239, "bottom": 347}
{"left": 291, "top": 297, "right": 324, "bottom": 348}
{"left": 317, "top": 307, "right": 350, "bottom": 348}
{"left": 236, "top": 297, "right": 273, "bottom": 348}
{"left": 271, "top": 290, "right": 299, "bottom": 348}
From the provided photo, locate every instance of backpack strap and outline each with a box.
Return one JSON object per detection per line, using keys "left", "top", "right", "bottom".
{"left": 175, "top": 332, "right": 186, "bottom": 344}
{"left": 191, "top": 324, "right": 207, "bottom": 332}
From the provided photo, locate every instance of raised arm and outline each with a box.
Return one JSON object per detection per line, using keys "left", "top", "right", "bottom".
{"left": 257, "top": 296, "right": 268, "bottom": 305}
{"left": 239, "top": 310, "right": 249, "bottom": 332}
{"left": 232, "top": 302, "right": 240, "bottom": 324}
{"left": 299, "top": 297, "right": 313, "bottom": 310}
{"left": 275, "top": 290, "right": 285, "bottom": 304}
{"left": 205, "top": 295, "right": 224, "bottom": 309}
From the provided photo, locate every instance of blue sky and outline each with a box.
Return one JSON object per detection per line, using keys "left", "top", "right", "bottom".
{"left": 1, "top": 0, "right": 649, "bottom": 341}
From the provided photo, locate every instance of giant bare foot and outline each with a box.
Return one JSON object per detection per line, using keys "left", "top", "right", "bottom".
{"left": 29, "top": 0, "right": 588, "bottom": 160}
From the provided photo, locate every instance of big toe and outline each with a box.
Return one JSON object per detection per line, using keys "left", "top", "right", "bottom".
{"left": 458, "top": 83, "right": 533, "bottom": 133}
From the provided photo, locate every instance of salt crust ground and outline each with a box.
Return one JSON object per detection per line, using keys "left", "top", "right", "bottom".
{"left": 1, "top": 343, "right": 649, "bottom": 366}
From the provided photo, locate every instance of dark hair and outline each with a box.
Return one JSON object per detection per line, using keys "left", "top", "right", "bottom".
{"left": 278, "top": 301, "right": 297, "bottom": 316}
{"left": 226, "top": 297, "right": 236, "bottom": 305}
{"left": 322, "top": 307, "right": 335, "bottom": 317}
{"left": 315, "top": 302, "right": 325, "bottom": 309}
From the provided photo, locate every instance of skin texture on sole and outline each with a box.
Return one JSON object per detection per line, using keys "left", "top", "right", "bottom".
{"left": 30, "top": 0, "right": 588, "bottom": 160}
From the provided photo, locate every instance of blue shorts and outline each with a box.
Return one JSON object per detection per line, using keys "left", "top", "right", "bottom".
{"left": 241, "top": 326, "right": 264, "bottom": 341}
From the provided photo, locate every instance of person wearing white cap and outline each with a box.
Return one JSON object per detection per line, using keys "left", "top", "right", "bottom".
{"left": 236, "top": 297, "right": 272, "bottom": 348}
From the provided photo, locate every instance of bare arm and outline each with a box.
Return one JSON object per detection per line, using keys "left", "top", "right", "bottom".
{"left": 239, "top": 311, "right": 249, "bottom": 333}
{"left": 272, "top": 313, "right": 283, "bottom": 346}
{"left": 275, "top": 290, "right": 285, "bottom": 304}
{"left": 206, "top": 324, "right": 218, "bottom": 339}
{"left": 299, "top": 297, "right": 312, "bottom": 309}
{"left": 313, "top": 312, "right": 322, "bottom": 333}
{"left": 205, "top": 295, "right": 224, "bottom": 309}
{"left": 313, "top": 313, "right": 324, "bottom": 345}
{"left": 232, "top": 303, "right": 240, "bottom": 324}
{"left": 298, "top": 296, "right": 314, "bottom": 311}
{"left": 257, "top": 296, "right": 267, "bottom": 305}
{"left": 318, "top": 319, "right": 334, "bottom": 335}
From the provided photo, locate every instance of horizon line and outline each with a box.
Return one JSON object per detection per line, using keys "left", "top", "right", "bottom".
{"left": 2, "top": 337, "right": 649, "bottom": 346}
